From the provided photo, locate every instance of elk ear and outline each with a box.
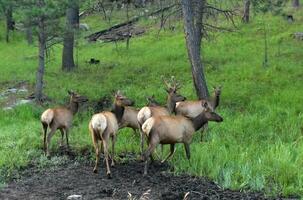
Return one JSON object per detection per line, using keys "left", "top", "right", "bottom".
{"left": 202, "top": 101, "right": 208, "bottom": 108}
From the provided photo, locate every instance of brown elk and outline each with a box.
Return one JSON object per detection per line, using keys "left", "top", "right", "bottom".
{"left": 88, "top": 91, "right": 134, "bottom": 178}
{"left": 119, "top": 106, "right": 139, "bottom": 133}
{"left": 146, "top": 95, "right": 161, "bottom": 107}
{"left": 175, "top": 86, "right": 222, "bottom": 141}
{"left": 141, "top": 101, "right": 223, "bottom": 175}
{"left": 137, "top": 77, "right": 186, "bottom": 156}
{"left": 118, "top": 94, "right": 162, "bottom": 135}
{"left": 41, "top": 90, "right": 88, "bottom": 157}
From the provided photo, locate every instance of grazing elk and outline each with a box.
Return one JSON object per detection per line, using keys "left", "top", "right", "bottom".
{"left": 89, "top": 92, "right": 134, "bottom": 178}
{"left": 137, "top": 77, "right": 186, "bottom": 156}
{"left": 142, "top": 101, "right": 223, "bottom": 175}
{"left": 41, "top": 90, "right": 88, "bottom": 157}
{"left": 175, "top": 86, "right": 222, "bottom": 141}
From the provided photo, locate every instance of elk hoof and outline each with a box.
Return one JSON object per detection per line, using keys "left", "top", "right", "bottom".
{"left": 107, "top": 173, "right": 112, "bottom": 179}
{"left": 93, "top": 168, "right": 98, "bottom": 173}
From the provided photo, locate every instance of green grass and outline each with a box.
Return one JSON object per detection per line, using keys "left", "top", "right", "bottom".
{"left": 0, "top": 6, "right": 303, "bottom": 197}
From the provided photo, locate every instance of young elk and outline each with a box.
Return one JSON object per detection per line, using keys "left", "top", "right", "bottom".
{"left": 89, "top": 92, "right": 134, "bottom": 178}
{"left": 175, "top": 86, "right": 222, "bottom": 141}
{"left": 137, "top": 77, "right": 186, "bottom": 156}
{"left": 142, "top": 101, "right": 223, "bottom": 175}
{"left": 41, "top": 90, "right": 88, "bottom": 157}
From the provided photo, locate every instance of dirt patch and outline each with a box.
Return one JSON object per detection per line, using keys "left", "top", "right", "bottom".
{"left": 0, "top": 153, "right": 278, "bottom": 200}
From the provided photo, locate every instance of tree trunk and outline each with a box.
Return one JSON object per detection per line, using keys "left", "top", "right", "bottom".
{"left": 181, "top": 0, "right": 209, "bottom": 99}
{"left": 5, "top": 6, "right": 14, "bottom": 43}
{"left": 293, "top": 0, "right": 299, "bottom": 8}
{"left": 242, "top": 0, "right": 250, "bottom": 23}
{"left": 35, "top": 18, "right": 46, "bottom": 102}
{"left": 62, "top": 0, "right": 79, "bottom": 71}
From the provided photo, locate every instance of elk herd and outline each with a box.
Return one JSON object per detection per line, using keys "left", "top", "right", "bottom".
{"left": 40, "top": 77, "right": 223, "bottom": 178}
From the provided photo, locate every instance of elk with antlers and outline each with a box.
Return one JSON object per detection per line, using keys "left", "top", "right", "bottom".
{"left": 141, "top": 101, "right": 223, "bottom": 175}
{"left": 137, "top": 77, "right": 186, "bottom": 156}
{"left": 41, "top": 90, "right": 88, "bottom": 157}
{"left": 89, "top": 91, "right": 134, "bottom": 178}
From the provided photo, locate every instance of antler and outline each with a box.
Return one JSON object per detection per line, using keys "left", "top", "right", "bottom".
{"left": 162, "top": 76, "right": 182, "bottom": 92}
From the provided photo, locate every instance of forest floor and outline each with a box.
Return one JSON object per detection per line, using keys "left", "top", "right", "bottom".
{"left": 0, "top": 151, "right": 284, "bottom": 200}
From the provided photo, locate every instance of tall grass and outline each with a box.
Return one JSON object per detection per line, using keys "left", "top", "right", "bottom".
{"left": 0, "top": 7, "right": 302, "bottom": 197}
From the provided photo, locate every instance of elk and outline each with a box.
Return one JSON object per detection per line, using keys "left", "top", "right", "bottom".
{"left": 141, "top": 101, "right": 223, "bottom": 175}
{"left": 119, "top": 106, "right": 140, "bottom": 133}
{"left": 88, "top": 91, "right": 134, "bottom": 178}
{"left": 137, "top": 77, "right": 186, "bottom": 156}
{"left": 118, "top": 95, "right": 161, "bottom": 134}
{"left": 146, "top": 95, "right": 161, "bottom": 107}
{"left": 118, "top": 95, "right": 162, "bottom": 135}
{"left": 41, "top": 90, "right": 88, "bottom": 157}
{"left": 175, "top": 86, "right": 222, "bottom": 141}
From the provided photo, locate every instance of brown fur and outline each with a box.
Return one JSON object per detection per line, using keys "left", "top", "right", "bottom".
{"left": 119, "top": 106, "right": 140, "bottom": 132}
{"left": 137, "top": 90, "right": 186, "bottom": 157}
{"left": 142, "top": 102, "right": 223, "bottom": 175}
{"left": 175, "top": 86, "right": 222, "bottom": 141}
{"left": 88, "top": 92, "right": 133, "bottom": 178}
{"left": 40, "top": 90, "right": 88, "bottom": 157}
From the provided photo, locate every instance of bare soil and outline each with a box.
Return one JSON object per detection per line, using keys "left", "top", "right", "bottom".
{"left": 0, "top": 152, "right": 283, "bottom": 200}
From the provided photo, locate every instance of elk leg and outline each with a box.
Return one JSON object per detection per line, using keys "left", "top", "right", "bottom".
{"left": 42, "top": 123, "right": 48, "bottom": 154}
{"left": 59, "top": 129, "right": 64, "bottom": 147}
{"left": 111, "top": 134, "right": 116, "bottom": 167}
{"left": 46, "top": 127, "right": 57, "bottom": 157}
{"left": 92, "top": 139, "right": 100, "bottom": 173}
{"left": 143, "top": 137, "right": 159, "bottom": 175}
{"left": 102, "top": 139, "right": 112, "bottom": 178}
{"left": 184, "top": 143, "right": 191, "bottom": 166}
{"left": 161, "top": 144, "right": 175, "bottom": 163}
{"left": 65, "top": 128, "right": 69, "bottom": 148}
{"left": 140, "top": 125, "right": 145, "bottom": 159}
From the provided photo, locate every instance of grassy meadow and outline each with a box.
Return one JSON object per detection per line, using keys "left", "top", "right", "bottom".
{"left": 0, "top": 5, "right": 303, "bottom": 197}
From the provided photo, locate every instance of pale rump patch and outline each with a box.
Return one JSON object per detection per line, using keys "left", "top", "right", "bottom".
{"left": 175, "top": 102, "right": 181, "bottom": 109}
{"left": 137, "top": 106, "right": 151, "bottom": 125}
{"left": 41, "top": 109, "right": 54, "bottom": 125}
{"left": 91, "top": 113, "right": 107, "bottom": 132}
{"left": 142, "top": 117, "right": 155, "bottom": 137}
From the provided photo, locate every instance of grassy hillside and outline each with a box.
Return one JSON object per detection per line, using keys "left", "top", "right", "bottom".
{"left": 0, "top": 6, "right": 302, "bottom": 197}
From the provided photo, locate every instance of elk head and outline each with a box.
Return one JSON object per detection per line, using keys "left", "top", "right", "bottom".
{"left": 201, "top": 101, "right": 223, "bottom": 122}
{"left": 114, "top": 91, "right": 134, "bottom": 107}
{"left": 68, "top": 90, "right": 88, "bottom": 103}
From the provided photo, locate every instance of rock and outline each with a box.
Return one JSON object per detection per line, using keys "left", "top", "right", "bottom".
{"left": 79, "top": 23, "right": 89, "bottom": 31}
{"left": 67, "top": 194, "right": 83, "bottom": 200}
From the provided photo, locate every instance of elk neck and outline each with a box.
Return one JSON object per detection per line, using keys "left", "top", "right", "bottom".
{"left": 112, "top": 103, "right": 125, "bottom": 123}
{"left": 68, "top": 101, "right": 79, "bottom": 115}
{"left": 191, "top": 112, "right": 208, "bottom": 131}
{"left": 166, "top": 95, "right": 176, "bottom": 114}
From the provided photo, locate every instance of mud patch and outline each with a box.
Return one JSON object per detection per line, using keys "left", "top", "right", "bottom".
{"left": 0, "top": 154, "right": 279, "bottom": 200}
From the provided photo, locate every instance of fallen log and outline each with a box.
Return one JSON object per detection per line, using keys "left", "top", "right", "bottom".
{"left": 85, "top": 4, "right": 177, "bottom": 42}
